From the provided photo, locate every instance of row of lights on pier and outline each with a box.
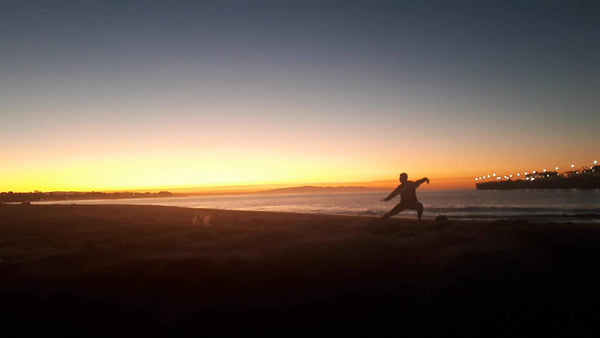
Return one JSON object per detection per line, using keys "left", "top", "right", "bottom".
{"left": 474, "top": 160, "right": 598, "bottom": 181}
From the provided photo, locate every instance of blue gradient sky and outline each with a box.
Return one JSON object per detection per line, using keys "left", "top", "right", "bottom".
{"left": 1, "top": 1, "right": 599, "bottom": 191}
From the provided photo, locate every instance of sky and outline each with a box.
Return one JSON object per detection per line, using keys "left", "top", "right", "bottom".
{"left": 1, "top": 1, "right": 599, "bottom": 192}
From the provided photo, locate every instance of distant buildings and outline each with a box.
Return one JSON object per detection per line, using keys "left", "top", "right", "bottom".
{"left": 0, "top": 191, "right": 174, "bottom": 203}
{"left": 475, "top": 163, "right": 600, "bottom": 190}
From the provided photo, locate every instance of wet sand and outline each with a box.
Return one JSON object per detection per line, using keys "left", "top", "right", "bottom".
{"left": 1, "top": 204, "right": 600, "bottom": 337}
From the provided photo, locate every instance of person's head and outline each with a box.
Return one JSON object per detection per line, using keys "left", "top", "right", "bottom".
{"left": 399, "top": 172, "right": 408, "bottom": 183}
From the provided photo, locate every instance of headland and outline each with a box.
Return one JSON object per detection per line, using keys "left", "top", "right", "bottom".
{"left": 476, "top": 165, "right": 600, "bottom": 190}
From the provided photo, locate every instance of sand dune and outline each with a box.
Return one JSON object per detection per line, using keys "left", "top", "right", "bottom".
{"left": 1, "top": 204, "right": 600, "bottom": 337}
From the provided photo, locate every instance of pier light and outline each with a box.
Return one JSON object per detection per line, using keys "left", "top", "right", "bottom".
{"left": 517, "top": 173, "right": 521, "bottom": 176}
{"left": 497, "top": 177, "right": 501, "bottom": 180}
{"left": 475, "top": 178, "right": 478, "bottom": 181}
{"left": 487, "top": 175, "right": 491, "bottom": 178}
{"left": 543, "top": 169, "right": 546, "bottom": 172}
{"left": 571, "top": 164, "right": 575, "bottom": 168}
{"left": 531, "top": 178, "right": 535, "bottom": 181}
{"left": 595, "top": 160, "right": 597, "bottom": 164}
{"left": 525, "top": 172, "right": 528, "bottom": 175}
{"left": 493, "top": 173, "right": 496, "bottom": 177}
{"left": 555, "top": 166, "right": 559, "bottom": 170}
{"left": 509, "top": 174, "right": 513, "bottom": 178}
{"left": 533, "top": 170, "right": 537, "bottom": 174}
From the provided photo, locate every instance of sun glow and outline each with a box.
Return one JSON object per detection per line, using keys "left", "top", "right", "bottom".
{"left": 3, "top": 149, "right": 381, "bottom": 192}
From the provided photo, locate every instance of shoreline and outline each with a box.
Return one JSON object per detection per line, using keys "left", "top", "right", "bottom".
{"left": 27, "top": 199, "right": 600, "bottom": 223}
{"left": 2, "top": 204, "right": 600, "bottom": 336}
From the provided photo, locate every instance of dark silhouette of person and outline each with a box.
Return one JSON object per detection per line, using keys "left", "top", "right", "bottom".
{"left": 381, "top": 173, "right": 429, "bottom": 221}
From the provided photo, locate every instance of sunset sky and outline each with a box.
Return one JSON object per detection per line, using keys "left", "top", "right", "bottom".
{"left": 2, "top": 1, "right": 598, "bottom": 192}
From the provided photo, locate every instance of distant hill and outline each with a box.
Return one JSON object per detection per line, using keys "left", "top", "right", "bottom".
{"left": 0, "top": 191, "right": 175, "bottom": 203}
{"left": 260, "top": 185, "right": 386, "bottom": 195}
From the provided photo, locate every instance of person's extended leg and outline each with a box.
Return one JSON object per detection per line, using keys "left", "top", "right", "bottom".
{"left": 416, "top": 202, "right": 423, "bottom": 221}
{"left": 382, "top": 203, "right": 406, "bottom": 221}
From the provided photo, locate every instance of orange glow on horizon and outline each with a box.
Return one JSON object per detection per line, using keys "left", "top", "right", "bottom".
{"left": 5, "top": 153, "right": 598, "bottom": 193}
{"left": 2, "top": 165, "right": 477, "bottom": 193}
{"left": 3, "top": 126, "right": 596, "bottom": 193}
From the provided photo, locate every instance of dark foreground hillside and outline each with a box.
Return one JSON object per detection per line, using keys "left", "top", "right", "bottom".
{"left": 1, "top": 204, "right": 600, "bottom": 337}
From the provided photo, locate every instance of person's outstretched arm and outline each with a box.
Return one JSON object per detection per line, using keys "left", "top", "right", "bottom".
{"left": 415, "top": 177, "right": 430, "bottom": 187}
{"left": 382, "top": 186, "right": 401, "bottom": 201}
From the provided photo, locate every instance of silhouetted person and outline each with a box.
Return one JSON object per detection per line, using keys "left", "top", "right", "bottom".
{"left": 381, "top": 173, "right": 429, "bottom": 221}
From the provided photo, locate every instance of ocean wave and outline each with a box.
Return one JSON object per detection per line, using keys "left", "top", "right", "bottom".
{"left": 34, "top": 190, "right": 600, "bottom": 222}
{"left": 424, "top": 206, "right": 600, "bottom": 214}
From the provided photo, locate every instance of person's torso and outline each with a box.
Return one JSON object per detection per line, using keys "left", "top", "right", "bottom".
{"left": 399, "top": 182, "right": 418, "bottom": 202}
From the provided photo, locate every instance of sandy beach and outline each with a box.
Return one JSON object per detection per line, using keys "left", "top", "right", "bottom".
{"left": 2, "top": 204, "right": 600, "bottom": 337}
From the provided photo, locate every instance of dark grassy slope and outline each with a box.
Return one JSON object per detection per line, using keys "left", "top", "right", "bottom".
{"left": 1, "top": 204, "right": 600, "bottom": 337}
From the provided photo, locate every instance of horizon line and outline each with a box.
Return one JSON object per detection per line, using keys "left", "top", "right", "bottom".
{"left": 1, "top": 176, "right": 475, "bottom": 195}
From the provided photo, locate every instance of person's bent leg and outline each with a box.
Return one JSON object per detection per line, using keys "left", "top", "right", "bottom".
{"left": 416, "top": 202, "right": 423, "bottom": 221}
{"left": 382, "top": 203, "right": 406, "bottom": 221}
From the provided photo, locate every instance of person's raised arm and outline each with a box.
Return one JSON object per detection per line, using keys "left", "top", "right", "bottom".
{"left": 415, "top": 177, "right": 430, "bottom": 187}
{"left": 382, "top": 186, "right": 401, "bottom": 201}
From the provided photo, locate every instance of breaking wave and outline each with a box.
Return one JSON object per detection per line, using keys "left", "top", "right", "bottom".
{"left": 35, "top": 189, "right": 600, "bottom": 222}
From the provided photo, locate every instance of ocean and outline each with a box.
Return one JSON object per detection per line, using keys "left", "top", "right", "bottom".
{"left": 35, "top": 189, "right": 600, "bottom": 222}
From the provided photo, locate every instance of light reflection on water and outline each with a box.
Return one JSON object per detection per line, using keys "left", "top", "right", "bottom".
{"left": 35, "top": 189, "right": 600, "bottom": 222}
